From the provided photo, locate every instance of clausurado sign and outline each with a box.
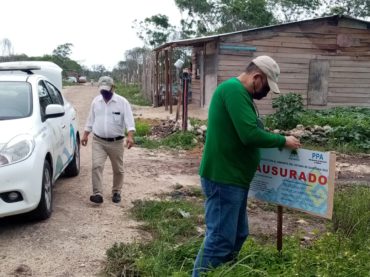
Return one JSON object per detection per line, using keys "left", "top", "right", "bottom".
{"left": 249, "top": 148, "right": 336, "bottom": 219}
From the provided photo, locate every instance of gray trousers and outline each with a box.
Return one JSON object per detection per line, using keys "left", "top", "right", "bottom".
{"left": 92, "top": 136, "right": 124, "bottom": 195}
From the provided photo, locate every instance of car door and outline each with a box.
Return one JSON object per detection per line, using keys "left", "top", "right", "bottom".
{"left": 38, "top": 81, "right": 65, "bottom": 180}
{"left": 44, "top": 81, "right": 75, "bottom": 169}
{"left": 44, "top": 81, "right": 75, "bottom": 175}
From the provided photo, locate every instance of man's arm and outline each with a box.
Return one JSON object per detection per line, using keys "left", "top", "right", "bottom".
{"left": 81, "top": 131, "right": 90, "bottom": 146}
{"left": 123, "top": 100, "right": 136, "bottom": 149}
{"left": 126, "top": 131, "right": 134, "bottom": 149}
{"left": 81, "top": 101, "right": 94, "bottom": 147}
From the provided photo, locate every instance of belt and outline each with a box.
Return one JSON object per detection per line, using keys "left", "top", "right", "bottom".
{"left": 94, "top": 134, "right": 124, "bottom": 142}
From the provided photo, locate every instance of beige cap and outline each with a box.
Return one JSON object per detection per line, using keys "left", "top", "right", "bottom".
{"left": 252, "top": 56, "right": 280, "bottom": 94}
{"left": 98, "top": 76, "right": 114, "bottom": 91}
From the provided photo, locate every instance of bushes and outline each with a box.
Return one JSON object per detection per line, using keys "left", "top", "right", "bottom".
{"left": 264, "top": 93, "right": 370, "bottom": 153}
{"left": 265, "top": 93, "right": 304, "bottom": 130}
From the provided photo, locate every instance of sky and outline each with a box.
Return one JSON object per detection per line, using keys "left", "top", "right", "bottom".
{"left": 0, "top": 0, "right": 182, "bottom": 70}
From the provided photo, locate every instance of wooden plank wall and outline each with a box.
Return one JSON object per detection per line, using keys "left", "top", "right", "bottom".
{"left": 191, "top": 78, "right": 201, "bottom": 106}
{"left": 191, "top": 48, "right": 202, "bottom": 106}
{"left": 216, "top": 19, "right": 370, "bottom": 114}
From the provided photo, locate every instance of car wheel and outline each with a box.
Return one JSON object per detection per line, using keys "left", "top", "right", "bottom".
{"left": 30, "top": 160, "right": 53, "bottom": 220}
{"left": 64, "top": 142, "right": 80, "bottom": 177}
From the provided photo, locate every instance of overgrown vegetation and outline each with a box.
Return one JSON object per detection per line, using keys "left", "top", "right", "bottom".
{"left": 115, "top": 83, "right": 151, "bottom": 106}
{"left": 133, "top": 117, "right": 206, "bottom": 150}
{"left": 105, "top": 190, "right": 204, "bottom": 276}
{"left": 264, "top": 93, "right": 370, "bottom": 153}
{"left": 134, "top": 118, "right": 152, "bottom": 137}
{"left": 141, "top": 131, "right": 198, "bottom": 150}
{"left": 265, "top": 93, "right": 304, "bottom": 130}
{"left": 300, "top": 107, "right": 370, "bottom": 152}
{"left": 105, "top": 185, "right": 370, "bottom": 276}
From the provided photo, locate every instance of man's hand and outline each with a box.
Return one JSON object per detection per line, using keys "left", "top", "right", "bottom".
{"left": 126, "top": 131, "right": 135, "bottom": 149}
{"left": 81, "top": 131, "right": 90, "bottom": 147}
{"left": 284, "top": 136, "right": 301, "bottom": 150}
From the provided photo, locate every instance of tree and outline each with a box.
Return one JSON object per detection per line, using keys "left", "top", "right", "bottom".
{"left": 123, "top": 47, "right": 150, "bottom": 84}
{"left": 218, "top": 0, "right": 276, "bottom": 32}
{"left": 133, "top": 14, "right": 176, "bottom": 47}
{"left": 174, "top": 0, "right": 369, "bottom": 36}
{"left": 0, "top": 38, "right": 14, "bottom": 62}
{"left": 174, "top": 0, "right": 284, "bottom": 35}
{"left": 52, "top": 43, "right": 73, "bottom": 58}
{"left": 50, "top": 43, "right": 82, "bottom": 77}
{"left": 270, "top": 0, "right": 321, "bottom": 22}
{"left": 322, "top": 0, "right": 370, "bottom": 18}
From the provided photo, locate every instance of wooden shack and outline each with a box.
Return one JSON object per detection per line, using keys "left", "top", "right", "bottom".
{"left": 152, "top": 15, "right": 370, "bottom": 115}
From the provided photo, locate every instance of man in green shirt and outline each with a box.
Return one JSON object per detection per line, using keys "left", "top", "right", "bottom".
{"left": 193, "top": 56, "right": 301, "bottom": 276}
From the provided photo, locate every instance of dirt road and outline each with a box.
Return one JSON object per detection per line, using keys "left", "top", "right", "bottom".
{"left": 1, "top": 84, "right": 369, "bottom": 277}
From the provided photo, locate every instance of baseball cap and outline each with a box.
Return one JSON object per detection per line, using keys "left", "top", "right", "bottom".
{"left": 252, "top": 56, "right": 280, "bottom": 94}
{"left": 98, "top": 76, "right": 114, "bottom": 91}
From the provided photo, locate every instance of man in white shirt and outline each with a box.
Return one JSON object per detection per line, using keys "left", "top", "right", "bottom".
{"left": 81, "top": 76, "right": 135, "bottom": 204}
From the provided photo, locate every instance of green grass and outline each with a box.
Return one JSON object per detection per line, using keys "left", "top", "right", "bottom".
{"left": 189, "top": 117, "right": 208, "bottom": 127}
{"left": 332, "top": 185, "right": 370, "bottom": 248}
{"left": 265, "top": 106, "right": 370, "bottom": 153}
{"left": 134, "top": 118, "right": 151, "bottom": 137}
{"left": 104, "top": 185, "right": 370, "bottom": 276}
{"left": 140, "top": 131, "right": 198, "bottom": 150}
{"left": 115, "top": 83, "right": 151, "bottom": 106}
{"left": 105, "top": 198, "right": 203, "bottom": 276}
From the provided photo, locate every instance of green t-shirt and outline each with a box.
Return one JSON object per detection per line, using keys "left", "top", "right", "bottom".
{"left": 199, "top": 77, "right": 286, "bottom": 188}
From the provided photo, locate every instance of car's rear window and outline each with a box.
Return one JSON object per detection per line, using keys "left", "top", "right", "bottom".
{"left": 0, "top": 82, "right": 32, "bottom": 120}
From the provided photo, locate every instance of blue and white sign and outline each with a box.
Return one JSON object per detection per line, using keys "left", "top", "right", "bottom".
{"left": 249, "top": 148, "right": 336, "bottom": 219}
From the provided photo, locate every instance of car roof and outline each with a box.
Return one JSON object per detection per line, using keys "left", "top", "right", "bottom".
{"left": 0, "top": 72, "right": 40, "bottom": 82}
{"left": 0, "top": 62, "right": 62, "bottom": 91}
{"left": 0, "top": 74, "right": 30, "bottom": 82}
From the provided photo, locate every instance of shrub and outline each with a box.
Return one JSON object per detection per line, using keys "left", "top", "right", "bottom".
{"left": 267, "top": 93, "right": 304, "bottom": 130}
{"left": 135, "top": 119, "right": 151, "bottom": 137}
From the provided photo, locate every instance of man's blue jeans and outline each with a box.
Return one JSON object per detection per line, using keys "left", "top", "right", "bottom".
{"left": 192, "top": 177, "right": 249, "bottom": 276}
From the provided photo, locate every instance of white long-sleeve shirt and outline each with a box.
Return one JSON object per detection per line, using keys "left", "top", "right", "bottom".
{"left": 84, "top": 93, "right": 135, "bottom": 138}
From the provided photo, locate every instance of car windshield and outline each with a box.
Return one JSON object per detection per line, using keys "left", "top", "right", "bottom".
{"left": 0, "top": 82, "right": 32, "bottom": 120}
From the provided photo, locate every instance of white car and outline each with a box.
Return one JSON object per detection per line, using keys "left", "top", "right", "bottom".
{"left": 0, "top": 62, "right": 80, "bottom": 220}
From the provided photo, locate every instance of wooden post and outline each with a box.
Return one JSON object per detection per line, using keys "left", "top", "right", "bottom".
{"left": 277, "top": 205, "right": 283, "bottom": 252}
{"left": 165, "top": 49, "right": 169, "bottom": 111}
{"left": 154, "top": 51, "right": 159, "bottom": 107}
{"left": 176, "top": 89, "right": 181, "bottom": 122}
{"left": 182, "top": 72, "right": 190, "bottom": 131}
{"left": 169, "top": 47, "right": 173, "bottom": 114}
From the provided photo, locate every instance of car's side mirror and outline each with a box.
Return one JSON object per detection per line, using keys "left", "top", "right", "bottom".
{"left": 45, "top": 104, "right": 65, "bottom": 119}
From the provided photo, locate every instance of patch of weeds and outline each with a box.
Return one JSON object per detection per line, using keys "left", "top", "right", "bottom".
{"left": 105, "top": 242, "right": 143, "bottom": 276}
{"left": 105, "top": 198, "right": 204, "bottom": 276}
{"left": 115, "top": 83, "right": 151, "bottom": 106}
{"left": 168, "top": 185, "right": 204, "bottom": 201}
{"left": 141, "top": 131, "right": 198, "bottom": 150}
{"left": 209, "top": 233, "right": 370, "bottom": 277}
{"left": 189, "top": 117, "right": 207, "bottom": 127}
{"left": 105, "top": 184, "right": 370, "bottom": 276}
{"left": 130, "top": 199, "right": 203, "bottom": 241}
{"left": 332, "top": 185, "right": 370, "bottom": 248}
{"left": 134, "top": 118, "right": 151, "bottom": 137}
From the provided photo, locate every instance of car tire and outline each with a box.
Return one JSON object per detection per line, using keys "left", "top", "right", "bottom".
{"left": 64, "top": 142, "right": 80, "bottom": 177}
{"left": 30, "top": 160, "right": 53, "bottom": 220}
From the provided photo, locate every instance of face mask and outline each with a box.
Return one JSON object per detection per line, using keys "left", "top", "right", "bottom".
{"left": 252, "top": 79, "right": 270, "bottom": 100}
{"left": 100, "top": 89, "right": 113, "bottom": 101}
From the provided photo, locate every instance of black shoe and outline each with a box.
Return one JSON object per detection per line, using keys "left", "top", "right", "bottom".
{"left": 112, "top": 193, "right": 121, "bottom": 203}
{"left": 90, "top": 194, "right": 103, "bottom": 204}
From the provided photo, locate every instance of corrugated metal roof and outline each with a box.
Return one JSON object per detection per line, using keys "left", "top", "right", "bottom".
{"left": 154, "top": 14, "right": 370, "bottom": 51}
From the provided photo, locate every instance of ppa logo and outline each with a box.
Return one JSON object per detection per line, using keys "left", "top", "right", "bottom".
{"left": 312, "top": 153, "right": 324, "bottom": 160}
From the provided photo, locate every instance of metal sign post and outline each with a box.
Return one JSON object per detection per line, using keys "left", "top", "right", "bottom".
{"left": 181, "top": 71, "right": 190, "bottom": 131}
{"left": 277, "top": 205, "right": 283, "bottom": 252}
